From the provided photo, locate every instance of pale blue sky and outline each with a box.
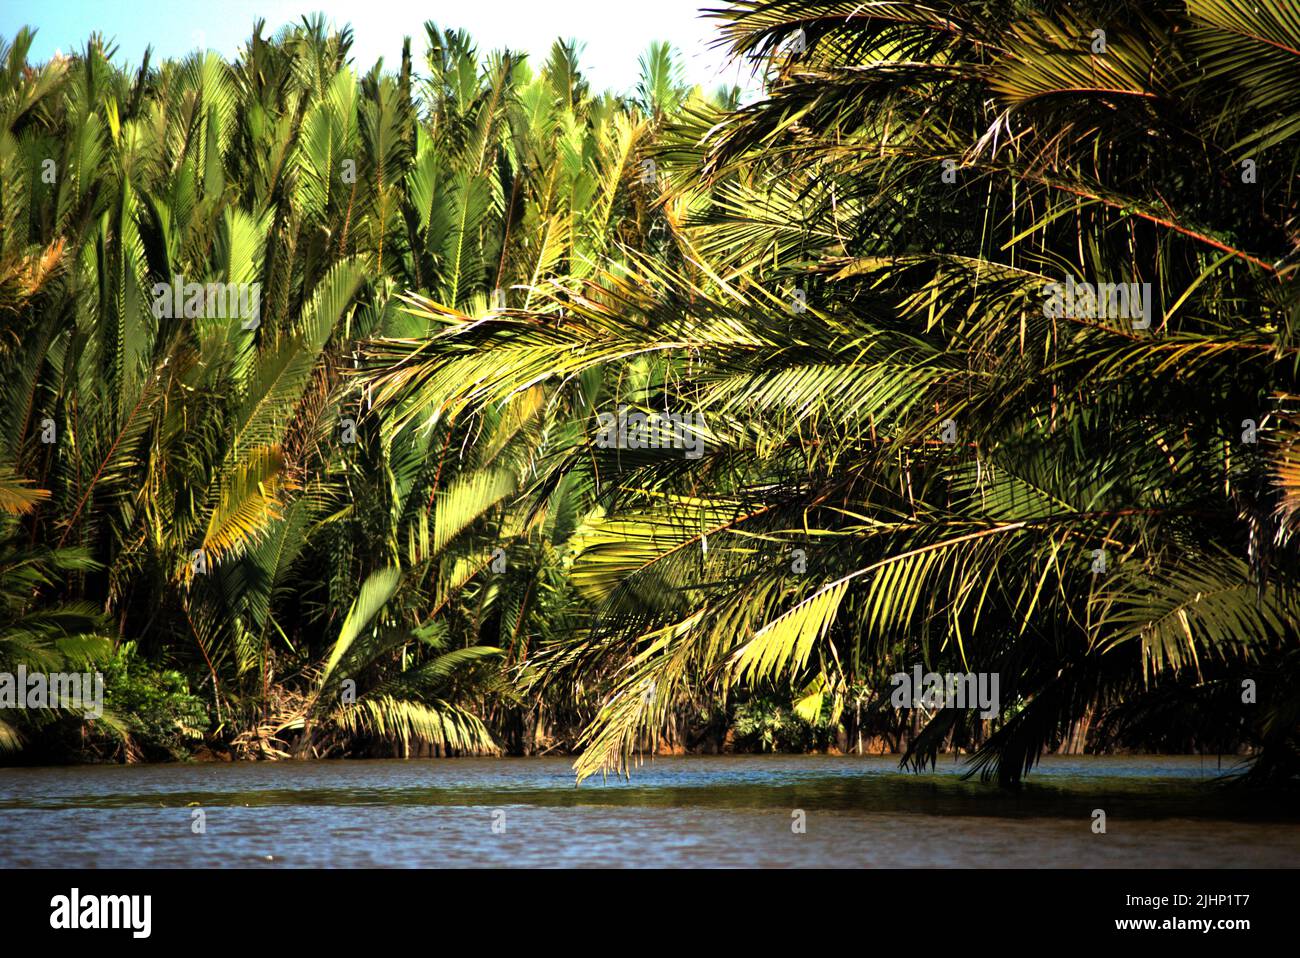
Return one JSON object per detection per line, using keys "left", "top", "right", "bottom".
{"left": 1, "top": 0, "right": 756, "bottom": 95}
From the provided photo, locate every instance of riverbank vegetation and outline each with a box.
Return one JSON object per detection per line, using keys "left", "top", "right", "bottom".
{"left": 2, "top": 1, "right": 1298, "bottom": 785}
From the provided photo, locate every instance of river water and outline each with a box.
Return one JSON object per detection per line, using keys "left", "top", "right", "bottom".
{"left": 1, "top": 755, "right": 1295, "bottom": 867}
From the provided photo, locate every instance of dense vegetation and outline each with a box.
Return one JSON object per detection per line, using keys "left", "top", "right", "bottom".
{"left": 2, "top": 1, "right": 1298, "bottom": 786}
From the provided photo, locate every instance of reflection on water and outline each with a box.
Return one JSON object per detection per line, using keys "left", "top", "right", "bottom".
{"left": 1, "top": 755, "right": 1295, "bottom": 867}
